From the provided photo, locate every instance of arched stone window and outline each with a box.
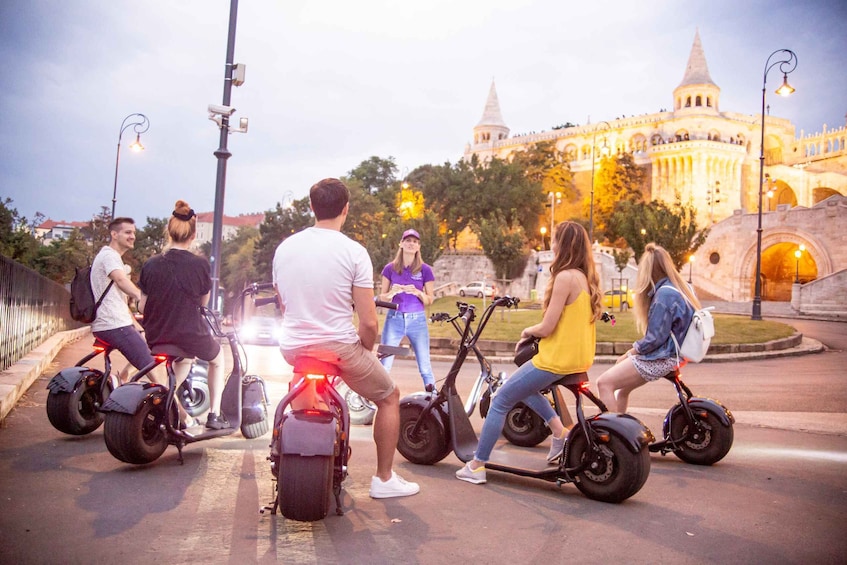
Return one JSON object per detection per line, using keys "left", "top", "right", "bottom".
{"left": 651, "top": 133, "right": 663, "bottom": 146}
{"left": 707, "top": 96, "right": 712, "bottom": 107}
{"left": 685, "top": 96, "right": 692, "bottom": 108}
{"left": 696, "top": 95, "right": 702, "bottom": 106}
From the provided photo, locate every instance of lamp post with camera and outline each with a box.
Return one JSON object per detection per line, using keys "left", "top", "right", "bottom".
{"left": 111, "top": 113, "right": 149, "bottom": 219}
{"left": 752, "top": 48, "right": 797, "bottom": 321}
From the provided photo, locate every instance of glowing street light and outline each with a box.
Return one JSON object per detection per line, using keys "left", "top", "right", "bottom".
{"left": 794, "top": 244, "right": 805, "bottom": 283}
{"left": 111, "top": 113, "right": 150, "bottom": 219}
{"left": 752, "top": 48, "right": 797, "bottom": 321}
{"left": 688, "top": 254, "right": 695, "bottom": 284}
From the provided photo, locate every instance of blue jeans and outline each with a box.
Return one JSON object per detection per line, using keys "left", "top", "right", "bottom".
{"left": 93, "top": 325, "right": 155, "bottom": 371}
{"left": 380, "top": 310, "right": 435, "bottom": 388}
{"left": 474, "top": 361, "right": 559, "bottom": 462}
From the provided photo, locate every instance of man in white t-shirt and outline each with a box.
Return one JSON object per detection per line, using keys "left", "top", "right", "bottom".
{"left": 272, "top": 178, "right": 420, "bottom": 499}
{"left": 90, "top": 217, "right": 156, "bottom": 382}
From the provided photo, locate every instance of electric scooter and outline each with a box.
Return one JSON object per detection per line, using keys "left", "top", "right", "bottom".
{"left": 648, "top": 367, "right": 734, "bottom": 465}
{"left": 46, "top": 338, "right": 209, "bottom": 436}
{"left": 397, "top": 296, "right": 654, "bottom": 503}
{"left": 100, "top": 285, "right": 272, "bottom": 465}
{"left": 263, "top": 300, "right": 404, "bottom": 521}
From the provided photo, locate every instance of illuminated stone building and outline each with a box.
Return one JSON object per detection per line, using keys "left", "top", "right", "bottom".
{"left": 459, "top": 31, "right": 846, "bottom": 311}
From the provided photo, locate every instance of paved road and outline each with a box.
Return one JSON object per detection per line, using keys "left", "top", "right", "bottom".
{"left": 0, "top": 320, "right": 845, "bottom": 564}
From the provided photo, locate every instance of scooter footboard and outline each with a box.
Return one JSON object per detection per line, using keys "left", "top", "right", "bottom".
{"left": 581, "top": 413, "right": 654, "bottom": 454}
{"left": 279, "top": 411, "right": 337, "bottom": 456}
{"left": 662, "top": 398, "right": 735, "bottom": 437}
{"left": 47, "top": 367, "right": 102, "bottom": 394}
{"left": 101, "top": 382, "right": 166, "bottom": 414}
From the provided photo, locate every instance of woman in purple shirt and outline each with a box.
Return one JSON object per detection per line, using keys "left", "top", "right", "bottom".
{"left": 378, "top": 229, "right": 436, "bottom": 390}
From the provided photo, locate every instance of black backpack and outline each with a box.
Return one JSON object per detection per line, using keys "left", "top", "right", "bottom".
{"left": 69, "top": 266, "right": 114, "bottom": 323}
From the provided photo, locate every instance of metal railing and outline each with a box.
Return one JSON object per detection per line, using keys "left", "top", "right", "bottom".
{"left": 0, "top": 256, "right": 79, "bottom": 372}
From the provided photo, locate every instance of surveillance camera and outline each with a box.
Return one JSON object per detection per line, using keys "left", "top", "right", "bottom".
{"left": 208, "top": 104, "right": 236, "bottom": 116}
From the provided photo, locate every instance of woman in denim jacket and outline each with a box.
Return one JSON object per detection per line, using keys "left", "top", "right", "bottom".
{"left": 596, "top": 243, "right": 700, "bottom": 413}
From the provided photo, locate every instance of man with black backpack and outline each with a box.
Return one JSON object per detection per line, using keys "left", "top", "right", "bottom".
{"left": 90, "top": 217, "right": 158, "bottom": 383}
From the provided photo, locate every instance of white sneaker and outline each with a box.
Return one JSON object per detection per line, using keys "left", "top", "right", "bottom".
{"left": 369, "top": 471, "right": 420, "bottom": 499}
{"left": 455, "top": 462, "right": 487, "bottom": 484}
{"left": 546, "top": 430, "right": 568, "bottom": 463}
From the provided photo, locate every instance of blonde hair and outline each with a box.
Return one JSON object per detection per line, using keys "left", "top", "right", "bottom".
{"left": 167, "top": 199, "right": 197, "bottom": 245}
{"left": 633, "top": 243, "right": 701, "bottom": 334}
{"left": 389, "top": 238, "right": 423, "bottom": 275}
{"left": 545, "top": 221, "right": 603, "bottom": 322}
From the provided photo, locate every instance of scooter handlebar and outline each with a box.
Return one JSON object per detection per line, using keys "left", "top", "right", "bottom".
{"left": 374, "top": 299, "right": 399, "bottom": 310}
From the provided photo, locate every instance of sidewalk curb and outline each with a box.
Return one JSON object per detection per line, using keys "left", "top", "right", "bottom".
{"left": 0, "top": 327, "right": 90, "bottom": 423}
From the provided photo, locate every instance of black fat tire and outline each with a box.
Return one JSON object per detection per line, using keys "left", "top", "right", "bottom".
{"left": 46, "top": 377, "right": 108, "bottom": 435}
{"left": 335, "top": 381, "right": 375, "bottom": 426}
{"left": 669, "top": 409, "right": 734, "bottom": 465}
{"left": 502, "top": 402, "right": 550, "bottom": 447}
{"left": 279, "top": 454, "right": 333, "bottom": 521}
{"left": 179, "top": 376, "right": 210, "bottom": 418}
{"left": 397, "top": 404, "right": 450, "bottom": 465}
{"left": 103, "top": 399, "right": 170, "bottom": 464}
{"left": 241, "top": 403, "right": 269, "bottom": 439}
{"left": 566, "top": 429, "right": 651, "bottom": 503}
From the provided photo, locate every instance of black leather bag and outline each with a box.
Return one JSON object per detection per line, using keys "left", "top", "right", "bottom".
{"left": 514, "top": 336, "right": 540, "bottom": 367}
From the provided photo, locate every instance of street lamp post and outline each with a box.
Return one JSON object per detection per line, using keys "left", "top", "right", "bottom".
{"left": 539, "top": 226, "right": 548, "bottom": 250}
{"left": 548, "top": 191, "right": 561, "bottom": 240}
{"left": 588, "top": 121, "right": 611, "bottom": 241}
{"left": 688, "top": 255, "right": 695, "bottom": 284}
{"left": 794, "top": 244, "right": 805, "bottom": 283}
{"left": 111, "top": 113, "right": 150, "bottom": 219}
{"left": 752, "top": 48, "right": 797, "bottom": 321}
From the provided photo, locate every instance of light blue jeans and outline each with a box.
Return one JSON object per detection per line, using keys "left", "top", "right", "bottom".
{"left": 474, "top": 361, "right": 559, "bottom": 462}
{"left": 380, "top": 310, "right": 435, "bottom": 388}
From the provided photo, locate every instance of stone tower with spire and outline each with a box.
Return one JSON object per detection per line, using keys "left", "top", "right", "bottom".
{"left": 673, "top": 30, "right": 721, "bottom": 116}
{"left": 469, "top": 80, "right": 510, "bottom": 157}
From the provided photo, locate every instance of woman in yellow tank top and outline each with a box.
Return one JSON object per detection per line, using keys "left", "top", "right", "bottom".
{"left": 456, "top": 222, "right": 603, "bottom": 485}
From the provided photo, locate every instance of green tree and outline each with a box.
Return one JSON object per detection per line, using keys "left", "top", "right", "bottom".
{"left": 473, "top": 211, "right": 529, "bottom": 282}
{"left": 591, "top": 153, "right": 648, "bottom": 238}
{"left": 607, "top": 200, "right": 708, "bottom": 269}
{"left": 0, "top": 197, "right": 42, "bottom": 266}
{"left": 32, "top": 230, "right": 90, "bottom": 284}
{"left": 220, "top": 226, "right": 260, "bottom": 313}
{"left": 253, "top": 197, "right": 313, "bottom": 281}
{"left": 346, "top": 156, "right": 398, "bottom": 195}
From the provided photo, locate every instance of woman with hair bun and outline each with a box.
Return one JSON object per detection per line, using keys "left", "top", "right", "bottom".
{"left": 595, "top": 243, "right": 700, "bottom": 413}
{"left": 139, "top": 200, "right": 229, "bottom": 430}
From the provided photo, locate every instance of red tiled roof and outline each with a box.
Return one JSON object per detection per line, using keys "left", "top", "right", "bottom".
{"left": 37, "top": 219, "right": 90, "bottom": 229}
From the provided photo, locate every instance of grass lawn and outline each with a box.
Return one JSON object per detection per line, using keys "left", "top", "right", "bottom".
{"left": 377, "top": 296, "right": 797, "bottom": 344}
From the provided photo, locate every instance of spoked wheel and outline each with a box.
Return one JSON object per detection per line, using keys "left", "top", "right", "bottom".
{"left": 103, "top": 398, "right": 171, "bottom": 464}
{"left": 669, "top": 409, "right": 734, "bottom": 465}
{"left": 46, "top": 375, "right": 109, "bottom": 435}
{"left": 502, "top": 402, "right": 550, "bottom": 447}
{"left": 179, "top": 375, "right": 210, "bottom": 418}
{"left": 335, "top": 381, "right": 376, "bottom": 426}
{"left": 565, "top": 428, "right": 651, "bottom": 503}
{"left": 397, "top": 404, "right": 450, "bottom": 465}
{"left": 279, "top": 454, "right": 333, "bottom": 521}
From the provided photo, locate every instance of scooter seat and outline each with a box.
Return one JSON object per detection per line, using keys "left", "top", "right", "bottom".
{"left": 550, "top": 372, "right": 588, "bottom": 386}
{"left": 151, "top": 344, "right": 193, "bottom": 360}
{"left": 293, "top": 357, "right": 340, "bottom": 377}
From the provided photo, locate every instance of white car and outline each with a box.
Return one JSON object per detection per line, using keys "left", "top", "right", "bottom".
{"left": 458, "top": 281, "right": 497, "bottom": 298}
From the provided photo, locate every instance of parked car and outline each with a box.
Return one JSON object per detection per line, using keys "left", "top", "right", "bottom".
{"left": 458, "top": 281, "right": 497, "bottom": 298}
{"left": 239, "top": 315, "right": 283, "bottom": 346}
{"left": 603, "top": 289, "right": 634, "bottom": 311}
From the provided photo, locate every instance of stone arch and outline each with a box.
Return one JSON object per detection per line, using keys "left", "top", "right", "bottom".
{"left": 770, "top": 179, "right": 798, "bottom": 209}
{"left": 563, "top": 143, "right": 578, "bottom": 161}
{"left": 813, "top": 187, "right": 841, "bottom": 203}
{"left": 651, "top": 133, "right": 663, "bottom": 146}
{"left": 630, "top": 133, "right": 647, "bottom": 152}
{"left": 738, "top": 230, "right": 831, "bottom": 301}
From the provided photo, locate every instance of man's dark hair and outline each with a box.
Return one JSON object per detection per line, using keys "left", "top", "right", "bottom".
{"left": 309, "top": 178, "right": 349, "bottom": 220}
{"left": 109, "top": 217, "right": 135, "bottom": 232}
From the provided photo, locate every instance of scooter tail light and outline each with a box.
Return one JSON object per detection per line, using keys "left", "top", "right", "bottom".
{"left": 152, "top": 397, "right": 162, "bottom": 406}
{"left": 87, "top": 377, "right": 98, "bottom": 386}
{"left": 303, "top": 409, "right": 323, "bottom": 416}
{"left": 93, "top": 345, "right": 106, "bottom": 353}
{"left": 696, "top": 410, "right": 709, "bottom": 419}
{"left": 305, "top": 373, "right": 326, "bottom": 381}
{"left": 154, "top": 354, "right": 169, "bottom": 362}
{"left": 597, "top": 432, "right": 610, "bottom": 443}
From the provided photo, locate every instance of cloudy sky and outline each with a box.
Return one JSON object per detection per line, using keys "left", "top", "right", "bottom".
{"left": 1, "top": 0, "right": 845, "bottom": 226}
